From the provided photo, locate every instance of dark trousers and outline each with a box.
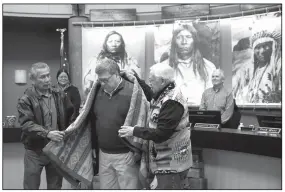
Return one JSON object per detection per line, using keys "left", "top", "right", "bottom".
{"left": 155, "top": 169, "right": 189, "bottom": 189}
{"left": 23, "top": 149, "right": 63, "bottom": 189}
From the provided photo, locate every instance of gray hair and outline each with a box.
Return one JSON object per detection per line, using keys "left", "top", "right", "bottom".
{"left": 213, "top": 69, "right": 225, "bottom": 80}
{"left": 29, "top": 62, "right": 50, "bottom": 80}
{"left": 150, "top": 63, "right": 175, "bottom": 83}
{"left": 95, "top": 58, "right": 120, "bottom": 75}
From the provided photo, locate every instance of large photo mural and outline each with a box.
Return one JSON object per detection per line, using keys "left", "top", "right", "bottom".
{"left": 231, "top": 12, "right": 281, "bottom": 105}
{"left": 82, "top": 26, "right": 146, "bottom": 94}
{"left": 80, "top": 12, "right": 281, "bottom": 106}
{"left": 154, "top": 20, "right": 221, "bottom": 105}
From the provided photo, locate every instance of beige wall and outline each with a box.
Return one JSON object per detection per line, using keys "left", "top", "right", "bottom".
{"left": 3, "top": 4, "right": 174, "bottom": 18}
{"left": 4, "top": 4, "right": 278, "bottom": 19}
{"left": 2, "top": 4, "right": 281, "bottom": 126}
{"left": 3, "top": 4, "right": 73, "bottom": 18}
{"left": 3, "top": 30, "right": 62, "bottom": 127}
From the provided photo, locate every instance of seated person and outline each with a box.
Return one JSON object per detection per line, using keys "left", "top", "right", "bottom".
{"left": 122, "top": 69, "right": 236, "bottom": 128}
{"left": 199, "top": 69, "right": 234, "bottom": 126}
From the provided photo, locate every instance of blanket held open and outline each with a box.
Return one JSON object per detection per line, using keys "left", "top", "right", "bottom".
{"left": 43, "top": 79, "right": 149, "bottom": 189}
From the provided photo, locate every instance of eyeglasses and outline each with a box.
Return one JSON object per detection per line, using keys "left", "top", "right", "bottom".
{"left": 98, "top": 74, "right": 114, "bottom": 84}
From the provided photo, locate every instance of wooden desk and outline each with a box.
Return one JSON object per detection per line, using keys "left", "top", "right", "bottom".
{"left": 3, "top": 127, "right": 282, "bottom": 158}
{"left": 190, "top": 128, "right": 281, "bottom": 189}
{"left": 191, "top": 128, "right": 281, "bottom": 158}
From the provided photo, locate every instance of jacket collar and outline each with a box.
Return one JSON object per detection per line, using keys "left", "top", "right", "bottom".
{"left": 57, "top": 83, "right": 71, "bottom": 91}
{"left": 153, "top": 82, "right": 175, "bottom": 101}
{"left": 25, "top": 86, "right": 60, "bottom": 99}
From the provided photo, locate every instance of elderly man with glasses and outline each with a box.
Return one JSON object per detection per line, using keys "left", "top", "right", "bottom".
{"left": 119, "top": 63, "right": 193, "bottom": 189}
{"left": 90, "top": 58, "right": 141, "bottom": 189}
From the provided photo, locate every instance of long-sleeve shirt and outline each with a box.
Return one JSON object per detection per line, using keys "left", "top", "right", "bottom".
{"left": 199, "top": 85, "right": 234, "bottom": 124}
{"left": 132, "top": 82, "right": 184, "bottom": 143}
{"left": 133, "top": 70, "right": 153, "bottom": 102}
{"left": 36, "top": 89, "right": 58, "bottom": 132}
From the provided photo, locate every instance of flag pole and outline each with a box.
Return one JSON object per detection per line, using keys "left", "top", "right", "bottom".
{"left": 56, "top": 28, "right": 68, "bottom": 71}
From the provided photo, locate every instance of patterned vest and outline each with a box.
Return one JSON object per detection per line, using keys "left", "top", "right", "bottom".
{"left": 148, "top": 84, "right": 193, "bottom": 174}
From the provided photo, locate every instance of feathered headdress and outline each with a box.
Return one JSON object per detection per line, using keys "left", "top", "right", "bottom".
{"left": 250, "top": 16, "right": 281, "bottom": 48}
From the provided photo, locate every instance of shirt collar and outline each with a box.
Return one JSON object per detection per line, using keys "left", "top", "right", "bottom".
{"left": 153, "top": 82, "right": 175, "bottom": 101}
{"left": 212, "top": 84, "right": 224, "bottom": 93}
{"left": 102, "top": 77, "right": 124, "bottom": 96}
{"left": 34, "top": 87, "right": 51, "bottom": 98}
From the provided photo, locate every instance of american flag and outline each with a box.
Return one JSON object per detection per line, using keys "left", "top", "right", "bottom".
{"left": 57, "top": 28, "right": 69, "bottom": 73}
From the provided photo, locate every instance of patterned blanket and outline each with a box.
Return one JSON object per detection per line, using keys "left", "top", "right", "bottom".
{"left": 43, "top": 79, "right": 149, "bottom": 189}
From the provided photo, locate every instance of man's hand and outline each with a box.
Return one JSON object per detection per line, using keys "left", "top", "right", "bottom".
{"left": 118, "top": 126, "right": 134, "bottom": 137}
{"left": 120, "top": 70, "right": 135, "bottom": 83}
{"left": 47, "top": 131, "right": 65, "bottom": 142}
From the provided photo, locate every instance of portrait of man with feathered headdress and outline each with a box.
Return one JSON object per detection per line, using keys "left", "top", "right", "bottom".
{"left": 232, "top": 13, "right": 281, "bottom": 104}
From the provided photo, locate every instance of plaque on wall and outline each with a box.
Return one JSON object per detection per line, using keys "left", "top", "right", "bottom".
{"left": 89, "top": 9, "right": 137, "bottom": 22}
{"left": 161, "top": 4, "right": 210, "bottom": 19}
{"left": 256, "top": 127, "right": 281, "bottom": 134}
{"left": 194, "top": 123, "right": 220, "bottom": 129}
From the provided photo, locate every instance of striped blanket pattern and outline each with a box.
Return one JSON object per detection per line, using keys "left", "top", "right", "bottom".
{"left": 43, "top": 79, "right": 149, "bottom": 188}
